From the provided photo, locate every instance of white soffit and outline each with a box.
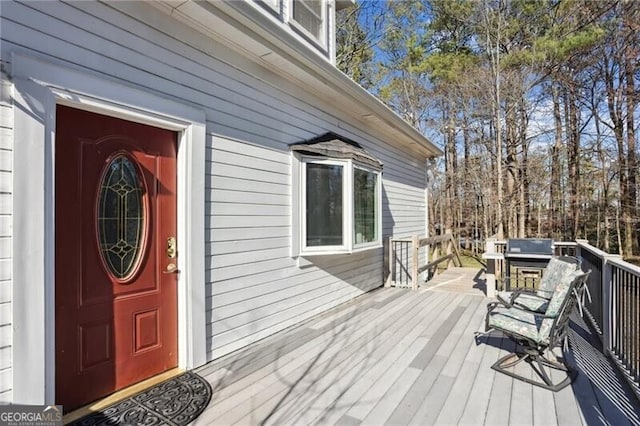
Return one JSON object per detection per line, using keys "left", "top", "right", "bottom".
{"left": 150, "top": 0, "right": 442, "bottom": 158}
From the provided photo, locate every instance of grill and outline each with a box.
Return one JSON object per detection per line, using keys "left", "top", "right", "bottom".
{"left": 504, "top": 238, "right": 554, "bottom": 290}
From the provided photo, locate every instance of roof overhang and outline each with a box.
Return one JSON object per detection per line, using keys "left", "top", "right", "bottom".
{"left": 146, "top": 1, "right": 443, "bottom": 159}
{"left": 290, "top": 132, "right": 383, "bottom": 170}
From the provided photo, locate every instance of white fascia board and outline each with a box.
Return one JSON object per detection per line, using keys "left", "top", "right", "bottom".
{"left": 153, "top": 0, "right": 443, "bottom": 158}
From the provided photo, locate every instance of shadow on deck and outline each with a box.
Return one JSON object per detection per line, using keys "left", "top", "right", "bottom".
{"left": 194, "top": 268, "right": 640, "bottom": 425}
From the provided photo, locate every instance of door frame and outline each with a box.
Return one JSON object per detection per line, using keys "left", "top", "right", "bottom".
{"left": 12, "top": 52, "right": 207, "bottom": 405}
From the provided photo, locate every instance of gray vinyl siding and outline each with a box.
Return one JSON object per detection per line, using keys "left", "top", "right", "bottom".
{"left": 1, "top": 0, "right": 428, "bottom": 368}
{"left": 0, "top": 71, "right": 13, "bottom": 403}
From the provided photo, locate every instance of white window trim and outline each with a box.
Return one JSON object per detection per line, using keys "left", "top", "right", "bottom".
{"left": 256, "top": 0, "right": 281, "bottom": 16}
{"left": 293, "top": 153, "right": 382, "bottom": 257}
{"left": 352, "top": 164, "right": 383, "bottom": 252}
{"left": 11, "top": 52, "right": 207, "bottom": 405}
{"left": 289, "top": 0, "right": 328, "bottom": 50}
{"left": 301, "top": 157, "right": 350, "bottom": 254}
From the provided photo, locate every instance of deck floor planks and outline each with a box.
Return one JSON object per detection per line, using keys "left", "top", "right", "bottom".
{"left": 269, "top": 291, "right": 448, "bottom": 425}
{"left": 347, "top": 290, "right": 458, "bottom": 420}
{"left": 384, "top": 295, "right": 482, "bottom": 425}
{"left": 457, "top": 301, "right": 504, "bottom": 425}
{"left": 195, "top": 293, "right": 414, "bottom": 424}
{"left": 204, "top": 290, "right": 425, "bottom": 424}
{"left": 342, "top": 290, "right": 457, "bottom": 422}
{"left": 532, "top": 379, "right": 560, "bottom": 426}
{"left": 458, "top": 332, "right": 503, "bottom": 425}
{"left": 191, "top": 269, "right": 640, "bottom": 426}
{"left": 508, "top": 349, "right": 535, "bottom": 425}
{"left": 314, "top": 292, "right": 459, "bottom": 424}
{"left": 226, "top": 290, "right": 446, "bottom": 425}
{"left": 410, "top": 296, "right": 486, "bottom": 425}
{"left": 432, "top": 296, "right": 491, "bottom": 425}
{"left": 382, "top": 298, "right": 469, "bottom": 424}
{"left": 266, "top": 297, "right": 456, "bottom": 423}
{"left": 282, "top": 291, "right": 469, "bottom": 425}
{"left": 290, "top": 294, "right": 449, "bottom": 425}
{"left": 551, "top": 361, "right": 585, "bottom": 426}
{"left": 483, "top": 336, "right": 516, "bottom": 425}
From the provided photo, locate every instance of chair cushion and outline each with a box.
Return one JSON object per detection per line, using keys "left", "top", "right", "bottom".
{"left": 545, "top": 269, "right": 583, "bottom": 317}
{"left": 487, "top": 306, "right": 543, "bottom": 342}
{"left": 536, "top": 257, "right": 579, "bottom": 298}
{"left": 538, "top": 269, "right": 584, "bottom": 339}
{"left": 496, "top": 291, "right": 549, "bottom": 313}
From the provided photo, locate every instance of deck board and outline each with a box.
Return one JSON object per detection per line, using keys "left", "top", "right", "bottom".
{"left": 193, "top": 268, "right": 640, "bottom": 425}
{"left": 433, "top": 300, "right": 489, "bottom": 425}
{"left": 264, "top": 293, "right": 442, "bottom": 425}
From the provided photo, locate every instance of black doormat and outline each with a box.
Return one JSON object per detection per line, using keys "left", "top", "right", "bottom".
{"left": 70, "top": 371, "right": 212, "bottom": 426}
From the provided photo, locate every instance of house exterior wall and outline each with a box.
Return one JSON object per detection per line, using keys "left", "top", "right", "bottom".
{"left": 1, "top": 0, "right": 431, "bottom": 401}
{"left": 0, "top": 71, "right": 13, "bottom": 403}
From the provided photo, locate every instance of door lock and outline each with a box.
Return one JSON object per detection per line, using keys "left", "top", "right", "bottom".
{"left": 167, "top": 236, "right": 176, "bottom": 258}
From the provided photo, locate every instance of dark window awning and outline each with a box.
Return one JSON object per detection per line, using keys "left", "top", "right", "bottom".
{"left": 290, "top": 132, "right": 383, "bottom": 171}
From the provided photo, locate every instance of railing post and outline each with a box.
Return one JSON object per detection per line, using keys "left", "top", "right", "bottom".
{"left": 385, "top": 236, "right": 393, "bottom": 287}
{"left": 482, "top": 238, "right": 500, "bottom": 298}
{"left": 602, "top": 254, "right": 621, "bottom": 353}
{"left": 411, "top": 235, "right": 419, "bottom": 290}
{"left": 576, "top": 239, "right": 621, "bottom": 353}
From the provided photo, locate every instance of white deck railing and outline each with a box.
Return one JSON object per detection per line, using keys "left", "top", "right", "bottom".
{"left": 484, "top": 239, "right": 640, "bottom": 397}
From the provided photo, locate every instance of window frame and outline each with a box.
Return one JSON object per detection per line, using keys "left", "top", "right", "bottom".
{"left": 289, "top": 0, "right": 328, "bottom": 49}
{"left": 301, "top": 157, "right": 349, "bottom": 254}
{"left": 256, "top": 0, "right": 281, "bottom": 15}
{"left": 295, "top": 154, "right": 382, "bottom": 256}
{"left": 352, "top": 164, "right": 382, "bottom": 252}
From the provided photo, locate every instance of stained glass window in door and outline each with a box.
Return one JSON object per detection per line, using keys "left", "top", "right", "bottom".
{"left": 97, "top": 155, "right": 145, "bottom": 279}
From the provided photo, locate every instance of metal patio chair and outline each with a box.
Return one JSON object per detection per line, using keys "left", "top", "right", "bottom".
{"left": 478, "top": 270, "right": 591, "bottom": 391}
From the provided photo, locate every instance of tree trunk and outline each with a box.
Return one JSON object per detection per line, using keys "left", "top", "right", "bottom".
{"left": 550, "top": 84, "right": 563, "bottom": 240}
{"left": 519, "top": 97, "right": 529, "bottom": 238}
{"left": 604, "top": 49, "right": 627, "bottom": 256}
{"left": 623, "top": 5, "right": 637, "bottom": 255}
{"left": 567, "top": 82, "right": 581, "bottom": 239}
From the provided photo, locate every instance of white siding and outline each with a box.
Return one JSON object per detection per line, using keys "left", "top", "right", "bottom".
{"left": 0, "top": 70, "right": 13, "bottom": 403}
{"left": 1, "top": 0, "right": 428, "bottom": 368}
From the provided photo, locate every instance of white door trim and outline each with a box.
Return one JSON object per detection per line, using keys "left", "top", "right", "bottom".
{"left": 11, "top": 52, "right": 207, "bottom": 405}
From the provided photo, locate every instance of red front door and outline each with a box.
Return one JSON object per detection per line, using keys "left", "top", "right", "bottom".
{"left": 55, "top": 105, "right": 178, "bottom": 412}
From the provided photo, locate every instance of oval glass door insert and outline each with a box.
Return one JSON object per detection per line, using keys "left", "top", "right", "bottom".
{"left": 97, "top": 154, "right": 146, "bottom": 280}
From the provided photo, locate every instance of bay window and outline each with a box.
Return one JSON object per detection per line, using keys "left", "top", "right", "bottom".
{"left": 292, "top": 133, "right": 382, "bottom": 256}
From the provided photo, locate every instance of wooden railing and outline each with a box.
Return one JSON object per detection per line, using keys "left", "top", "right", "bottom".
{"left": 385, "top": 233, "right": 462, "bottom": 290}
{"left": 484, "top": 238, "right": 640, "bottom": 398}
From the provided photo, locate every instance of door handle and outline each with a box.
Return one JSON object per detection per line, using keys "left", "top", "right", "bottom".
{"left": 163, "top": 263, "right": 179, "bottom": 274}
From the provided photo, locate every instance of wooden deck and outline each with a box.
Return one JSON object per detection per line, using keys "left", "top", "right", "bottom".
{"left": 194, "top": 268, "right": 640, "bottom": 425}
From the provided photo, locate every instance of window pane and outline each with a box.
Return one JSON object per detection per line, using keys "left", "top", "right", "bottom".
{"left": 354, "top": 168, "right": 377, "bottom": 245}
{"left": 98, "top": 155, "right": 145, "bottom": 279}
{"left": 293, "top": 0, "right": 323, "bottom": 40}
{"left": 306, "top": 163, "right": 343, "bottom": 246}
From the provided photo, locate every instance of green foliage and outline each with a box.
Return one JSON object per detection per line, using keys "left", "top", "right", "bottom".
{"left": 420, "top": 51, "right": 478, "bottom": 83}
{"left": 503, "top": 27, "right": 605, "bottom": 68}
